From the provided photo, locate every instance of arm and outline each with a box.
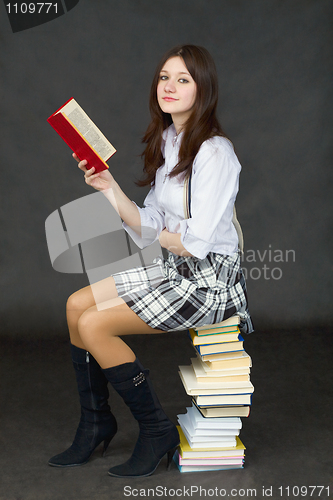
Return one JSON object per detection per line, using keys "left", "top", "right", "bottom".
{"left": 75, "top": 154, "right": 141, "bottom": 229}
{"left": 159, "top": 229, "right": 193, "bottom": 257}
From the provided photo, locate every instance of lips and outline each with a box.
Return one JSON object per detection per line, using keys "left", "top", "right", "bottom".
{"left": 163, "top": 97, "right": 178, "bottom": 102}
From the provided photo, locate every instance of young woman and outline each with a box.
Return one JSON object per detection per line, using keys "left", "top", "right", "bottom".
{"left": 48, "top": 44, "right": 253, "bottom": 478}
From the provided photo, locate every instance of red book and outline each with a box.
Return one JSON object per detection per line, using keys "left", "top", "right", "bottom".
{"left": 47, "top": 97, "right": 116, "bottom": 173}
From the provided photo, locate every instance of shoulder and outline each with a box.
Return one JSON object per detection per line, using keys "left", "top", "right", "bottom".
{"left": 198, "top": 135, "right": 235, "bottom": 157}
{"left": 193, "top": 136, "right": 241, "bottom": 172}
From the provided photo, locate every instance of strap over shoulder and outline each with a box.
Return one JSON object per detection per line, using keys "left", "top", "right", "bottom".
{"left": 183, "top": 174, "right": 245, "bottom": 253}
{"left": 232, "top": 205, "right": 244, "bottom": 254}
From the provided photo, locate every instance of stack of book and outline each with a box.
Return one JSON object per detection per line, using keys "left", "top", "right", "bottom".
{"left": 175, "top": 315, "right": 253, "bottom": 473}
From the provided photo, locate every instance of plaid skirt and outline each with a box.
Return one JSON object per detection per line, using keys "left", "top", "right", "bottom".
{"left": 112, "top": 250, "right": 254, "bottom": 334}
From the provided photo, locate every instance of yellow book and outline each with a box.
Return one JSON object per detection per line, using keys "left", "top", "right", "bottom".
{"left": 178, "top": 426, "right": 246, "bottom": 459}
{"left": 189, "top": 327, "right": 241, "bottom": 346}
{"left": 195, "top": 315, "right": 240, "bottom": 334}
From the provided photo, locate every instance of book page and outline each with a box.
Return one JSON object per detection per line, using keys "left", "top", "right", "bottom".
{"left": 59, "top": 99, "right": 116, "bottom": 161}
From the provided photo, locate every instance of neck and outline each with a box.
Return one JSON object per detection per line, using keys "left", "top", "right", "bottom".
{"left": 171, "top": 114, "right": 189, "bottom": 135}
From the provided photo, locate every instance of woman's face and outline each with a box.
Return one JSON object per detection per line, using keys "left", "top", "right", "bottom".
{"left": 157, "top": 56, "right": 197, "bottom": 131}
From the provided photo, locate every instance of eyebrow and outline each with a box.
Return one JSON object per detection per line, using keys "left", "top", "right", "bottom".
{"left": 160, "top": 70, "right": 191, "bottom": 76}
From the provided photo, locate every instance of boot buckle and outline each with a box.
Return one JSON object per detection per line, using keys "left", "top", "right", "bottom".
{"left": 133, "top": 372, "right": 145, "bottom": 386}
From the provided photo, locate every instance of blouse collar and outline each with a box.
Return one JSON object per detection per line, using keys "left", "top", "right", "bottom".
{"left": 162, "top": 123, "right": 184, "bottom": 144}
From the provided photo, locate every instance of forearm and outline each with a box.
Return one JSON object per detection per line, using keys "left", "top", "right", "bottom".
{"left": 159, "top": 229, "right": 193, "bottom": 257}
{"left": 102, "top": 180, "right": 141, "bottom": 229}
{"left": 76, "top": 156, "right": 142, "bottom": 230}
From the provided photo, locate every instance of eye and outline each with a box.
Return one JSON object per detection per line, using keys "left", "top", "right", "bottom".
{"left": 159, "top": 75, "right": 168, "bottom": 81}
{"left": 179, "top": 78, "right": 189, "bottom": 83}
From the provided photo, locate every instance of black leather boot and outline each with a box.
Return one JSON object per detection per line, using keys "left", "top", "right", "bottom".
{"left": 48, "top": 345, "right": 117, "bottom": 467}
{"left": 102, "top": 358, "right": 179, "bottom": 478}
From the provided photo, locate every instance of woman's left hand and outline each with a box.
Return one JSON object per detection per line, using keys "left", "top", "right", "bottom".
{"left": 158, "top": 228, "right": 168, "bottom": 249}
{"left": 159, "top": 229, "right": 192, "bottom": 257}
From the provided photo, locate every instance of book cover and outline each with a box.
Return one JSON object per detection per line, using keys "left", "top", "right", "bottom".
{"left": 200, "top": 351, "right": 252, "bottom": 368}
{"left": 194, "top": 338, "right": 244, "bottom": 356}
{"left": 191, "top": 357, "right": 250, "bottom": 383}
{"left": 47, "top": 97, "right": 116, "bottom": 173}
{"left": 175, "top": 460, "right": 243, "bottom": 473}
{"left": 177, "top": 426, "right": 246, "bottom": 458}
{"left": 194, "top": 393, "right": 253, "bottom": 406}
{"left": 179, "top": 365, "right": 254, "bottom": 394}
{"left": 189, "top": 328, "right": 241, "bottom": 345}
{"left": 192, "top": 401, "right": 251, "bottom": 418}
{"left": 179, "top": 423, "right": 237, "bottom": 449}
{"left": 195, "top": 315, "right": 240, "bottom": 334}
{"left": 186, "top": 403, "right": 242, "bottom": 430}
{"left": 177, "top": 451, "right": 244, "bottom": 466}
{"left": 178, "top": 412, "right": 240, "bottom": 437}
{"left": 197, "top": 354, "right": 251, "bottom": 375}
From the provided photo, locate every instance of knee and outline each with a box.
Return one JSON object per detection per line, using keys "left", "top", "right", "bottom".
{"left": 76, "top": 309, "right": 100, "bottom": 347}
{"left": 66, "top": 290, "right": 86, "bottom": 316}
{"left": 77, "top": 308, "right": 93, "bottom": 332}
{"left": 77, "top": 308, "right": 119, "bottom": 348}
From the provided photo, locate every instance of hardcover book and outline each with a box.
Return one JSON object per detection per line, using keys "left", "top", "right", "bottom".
{"left": 192, "top": 401, "right": 251, "bottom": 418}
{"left": 179, "top": 365, "right": 254, "bottom": 394}
{"left": 191, "top": 357, "right": 250, "bottom": 383}
{"left": 193, "top": 393, "right": 252, "bottom": 407}
{"left": 185, "top": 403, "right": 242, "bottom": 430}
{"left": 195, "top": 315, "right": 240, "bottom": 335}
{"left": 178, "top": 412, "right": 240, "bottom": 437}
{"left": 194, "top": 338, "right": 244, "bottom": 356}
{"left": 189, "top": 328, "right": 241, "bottom": 345}
{"left": 177, "top": 426, "right": 246, "bottom": 458}
{"left": 47, "top": 97, "right": 116, "bottom": 173}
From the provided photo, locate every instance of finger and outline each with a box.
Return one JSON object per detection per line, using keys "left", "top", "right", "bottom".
{"left": 72, "top": 153, "right": 80, "bottom": 162}
{"left": 78, "top": 160, "right": 88, "bottom": 171}
{"left": 84, "top": 166, "right": 96, "bottom": 177}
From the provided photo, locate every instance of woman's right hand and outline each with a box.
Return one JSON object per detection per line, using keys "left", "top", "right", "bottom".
{"left": 73, "top": 153, "right": 114, "bottom": 192}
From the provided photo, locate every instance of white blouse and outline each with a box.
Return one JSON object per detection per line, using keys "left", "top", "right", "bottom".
{"left": 124, "top": 124, "right": 241, "bottom": 260}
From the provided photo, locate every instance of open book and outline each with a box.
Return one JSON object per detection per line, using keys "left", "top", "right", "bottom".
{"left": 47, "top": 98, "right": 116, "bottom": 173}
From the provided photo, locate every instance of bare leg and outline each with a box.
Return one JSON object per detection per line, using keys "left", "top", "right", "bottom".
{"left": 67, "top": 275, "right": 164, "bottom": 367}
{"left": 66, "top": 276, "right": 121, "bottom": 349}
{"left": 77, "top": 300, "right": 164, "bottom": 368}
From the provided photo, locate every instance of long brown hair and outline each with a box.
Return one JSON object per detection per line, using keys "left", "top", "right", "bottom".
{"left": 138, "top": 44, "right": 228, "bottom": 187}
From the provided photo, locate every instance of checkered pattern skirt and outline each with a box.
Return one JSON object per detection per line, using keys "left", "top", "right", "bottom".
{"left": 112, "top": 250, "right": 253, "bottom": 334}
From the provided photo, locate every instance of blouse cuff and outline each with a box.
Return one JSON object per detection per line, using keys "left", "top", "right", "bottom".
{"left": 123, "top": 203, "right": 160, "bottom": 249}
{"left": 179, "top": 220, "right": 215, "bottom": 260}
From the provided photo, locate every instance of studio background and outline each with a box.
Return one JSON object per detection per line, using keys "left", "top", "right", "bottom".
{"left": 1, "top": 0, "right": 332, "bottom": 336}
{"left": 0, "top": 2, "right": 332, "bottom": 499}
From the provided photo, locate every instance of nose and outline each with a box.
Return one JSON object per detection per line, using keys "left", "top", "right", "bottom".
{"left": 164, "top": 78, "right": 176, "bottom": 93}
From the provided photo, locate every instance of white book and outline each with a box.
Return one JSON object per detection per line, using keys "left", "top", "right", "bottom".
{"left": 197, "top": 349, "right": 252, "bottom": 365}
{"left": 180, "top": 425, "right": 237, "bottom": 449}
{"left": 179, "top": 365, "right": 254, "bottom": 395}
{"left": 199, "top": 356, "right": 251, "bottom": 376}
{"left": 191, "top": 357, "right": 250, "bottom": 382}
{"left": 177, "top": 413, "right": 240, "bottom": 437}
{"left": 187, "top": 404, "right": 242, "bottom": 430}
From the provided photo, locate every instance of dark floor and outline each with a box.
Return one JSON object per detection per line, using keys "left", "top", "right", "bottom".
{"left": 1, "top": 328, "right": 332, "bottom": 500}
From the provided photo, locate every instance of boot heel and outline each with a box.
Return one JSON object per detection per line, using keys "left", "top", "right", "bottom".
{"left": 166, "top": 445, "right": 178, "bottom": 470}
{"left": 103, "top": 437, "right": 112, "bottom": 457}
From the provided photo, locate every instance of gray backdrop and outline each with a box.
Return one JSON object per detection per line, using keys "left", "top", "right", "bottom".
{"left": 1, "top": 0, "right": 332, "bottom": 337}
